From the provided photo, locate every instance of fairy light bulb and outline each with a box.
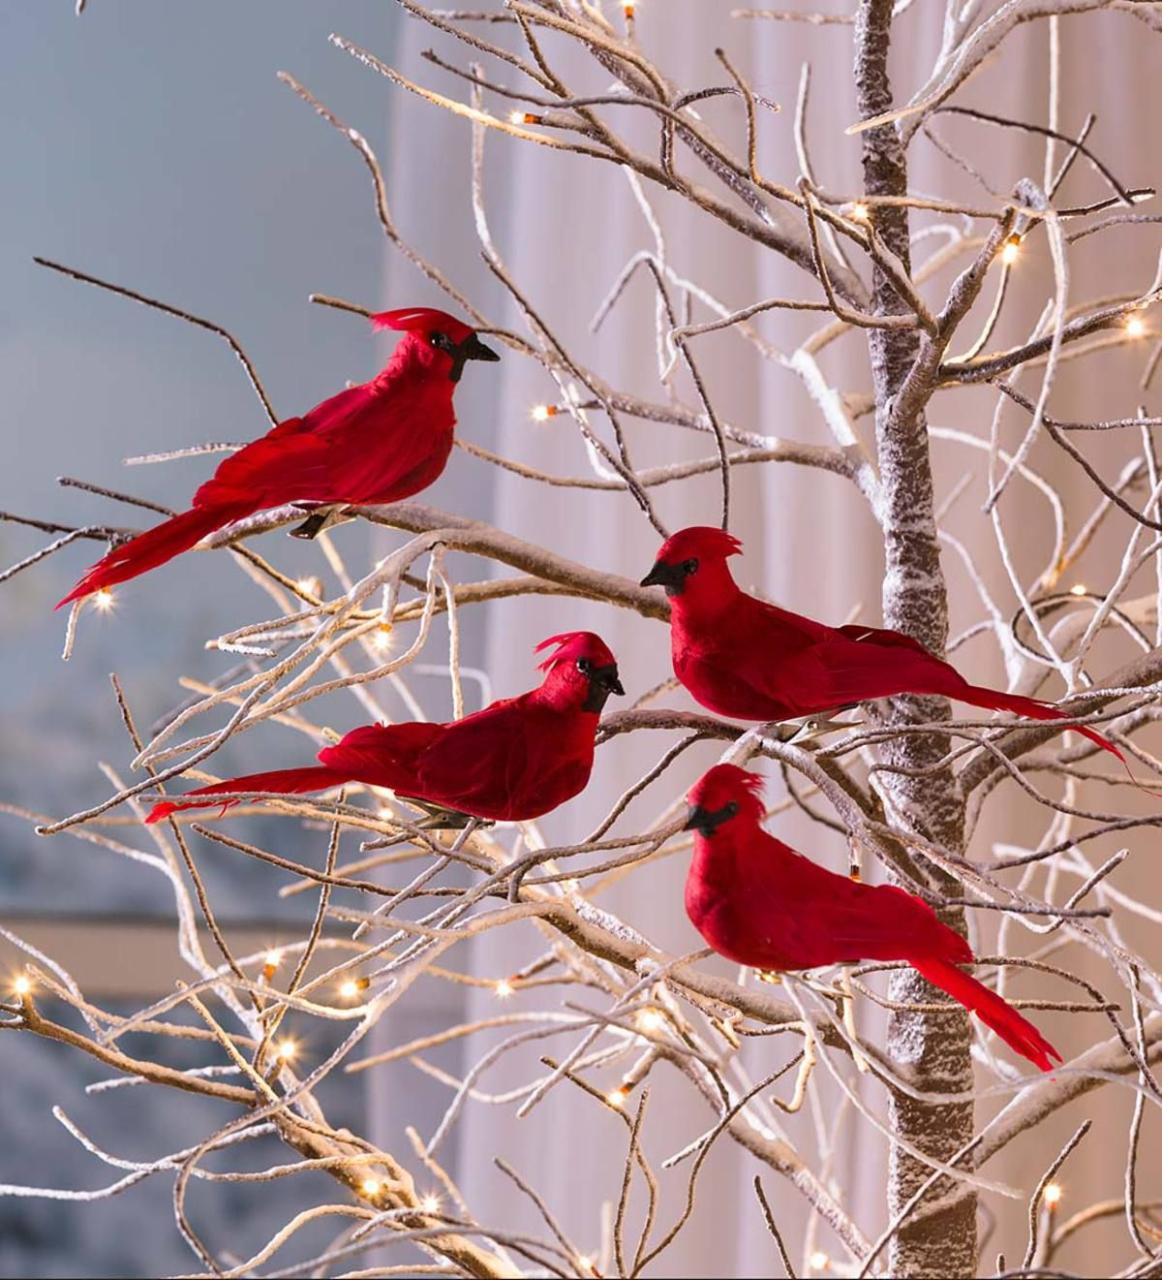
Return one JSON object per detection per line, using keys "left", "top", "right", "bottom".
{"left": 93, "top": 588, "right": 114, "bottom": 612}
{"left": 577, "top": 1256, "right": 597, "bottom": 1277}
{"left": 1043, "top": 1182, "right": 1063, "bottom": 1206}
{"left": 530, "top": 403, "right": 557, "bottom": 423}
{"left": 1000, "top": 235, "right": 1021, "bottom": 266}
{"left": 1070, "top": 583, "right": 1088, "bottom": 596}
{"left": 362, "top": 1177, "right": 381, "bottom": 1197}
{"left": 621, "top": 0, "right": 636, "bottom": 18}
{"left": 605, "top": 1084, "right": 629, "bottom": 1109}
{"left": 1126, "top": 314, "right": 1147, "bottom": 339}
{"left": 275, "top": 1037, "right": 298, "bottom": 1062}
{"left": 295, "top": 577, "right": 320, "bottom": 597}
{"left": 339, "top": 977, "right": 370, "bottom": 1001}
{"left": 494, "top": 978, "right": 514, "bottom": 1000}
{"left": 509, "top": 110, "right": 542, "bottom": 126}
{"left": 372, "top": 625, "right": 393, "bottom": 653}
{"left": 636, "top": 1008, "right": 666, "bottom": 1034}
{"left": 419, "top": 1192, "right": 441, "bottom": 1214}
{"left": 849, "top": 202, "right": 869, "bottom": 222}
{"left": 809, "top": 1252, "right": 830, "bottom": 1273}
{"left": 12, "top": 975, "right": 32, "bottom": 998}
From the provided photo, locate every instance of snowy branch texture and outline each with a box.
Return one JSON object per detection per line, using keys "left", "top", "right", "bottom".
{"left": 4, "top": 1, "right": 1162, "bottom": 1276}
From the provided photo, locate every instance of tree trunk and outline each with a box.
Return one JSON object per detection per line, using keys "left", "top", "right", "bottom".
{"left": 853, "top": 3, "right": 978, "bottom": 1274}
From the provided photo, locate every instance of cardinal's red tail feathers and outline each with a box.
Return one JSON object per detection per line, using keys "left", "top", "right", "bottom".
{"left": 145, "top": 767, "right": 343, "bottom": 824}
{"left": 913, "top": 958, "right": 1061, "bottom": 1072}
{"left": 57, "top": 503, "right": 246, "bottom": 609}
{"left": 959, "top": 684, "right": 1124, "bottom": 765}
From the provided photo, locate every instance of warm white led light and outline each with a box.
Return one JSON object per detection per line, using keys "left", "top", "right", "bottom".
{"left": 636, "top": 1008, "right": 666, "bottom": 1034}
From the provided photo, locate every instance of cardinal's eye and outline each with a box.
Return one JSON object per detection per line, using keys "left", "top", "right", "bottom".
{"left": 430, "top": 331, "right": 452, "bottom": 351}
{"left": 576, "top": 658, "right": 593, "bottom": 675}
{"left": 724, "top": 801, "right": 739, "bottom": 819}
{"left": 682, "top": 558, "right": 699, "bottom": 575}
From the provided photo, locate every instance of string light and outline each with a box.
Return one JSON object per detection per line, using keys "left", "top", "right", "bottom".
{"left": 93, "top": 588, "right": 115, "bottom": 612}
{"left": 419, "top": 1192, "right": 441, "bottom": 1214}
{"left": 1126, "top": 314, "right": 1147, "bottom": 339}
{"left": 372, "top": 624, "right": 393, "bottom": 653}
{"left": 621, "top": 0, "right": 636, "bottom": 19}
{"left": 12, "top": 975, "right": 32, "bottom": 998}
{"left": 849, "top": 201, "right": 869, "bottom": 222}
{"left": 577, "top": 1256, "right": 598, "bottom": 1277}
{"left": 1000, "top": 235, "right": 1021, "bottom": 266}
{"left": 808, "top": 1252, "right": 830, "bottom": 1273}
{"left": 275, "top": 1038, "right": 298, "bottom": 1062}
{"left": 1069, "top": 583, "right": 1088, "bottom": 596}
{"left": 362, "top": 1178, "right": 381, "bottom": 1197}
{"left": 295, "top": 577, "right": 320, "bottom": 597}
{"left": 262, "top": 949, "right": 282, "bottom": 981}
{"left": 494, "top": 978, "right": 515, "bottom": 1000}
{"left": 339, "top": 977, "right": 370, "bottom": 1000}
{"left": 1043, "top": 1182, "right": 1063, "bottom": 1206}
{"left": 530, "top": 403, "right": 558, "bottom": 422}
{"left": 635, "top": 1008, "right": 666, "bottom": 1034}
{"left": 605, "top": 1084, "right": 629, "bottom": 1109}
{"left": 508, "top": 110, "right": 542, "bottom": 126}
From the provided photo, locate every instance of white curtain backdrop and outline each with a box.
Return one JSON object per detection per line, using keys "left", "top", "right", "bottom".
{"left": 380, "top": 4, "right": 1162, "bottom": 1272}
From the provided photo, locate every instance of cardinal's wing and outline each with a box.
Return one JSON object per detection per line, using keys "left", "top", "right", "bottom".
{"left": 797, "top": 623, "right": 951, "bottom": 705}
{"left": 407, "top": 698, "right": 538, "bottom": 814}
{"left": 318, "top": 720, "right": 445, "bottom": 780}
{"left": 192, "top": 387, "right": 375, "bottom": 509}
{"left": 736, "top": 845, "right": 949, "bottom": 967}
{"left": 688, "top": 595, "right": 860, "bottom": 715}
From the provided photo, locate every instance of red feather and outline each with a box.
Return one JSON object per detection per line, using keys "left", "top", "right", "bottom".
{"left": 145, "top": 633, "right": 620, "bottom": 825}
{"left": 57, "top": 504, "right": 246, "bottom": 608}
{"left": 682, "top": 765, "right": 1061, "bottom": 1071}
{"left": 58, "top": 310, "right": 493, "bottom": 607}
{"left": 648, "top": 526, "right": 1127, "bottom": 767}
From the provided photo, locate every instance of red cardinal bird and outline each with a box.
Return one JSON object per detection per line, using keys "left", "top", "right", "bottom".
{"left": 58, "top": 308, "right": 499, "bottom": 608}
{"left": 641, "top": 526, "right": 1122, "bottom": 762}
{"left": 146, "top": 632, "right": 623, "bottom": 825}
{"left": 683, "top": 764, "right": 1061, "bottom": 1070}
